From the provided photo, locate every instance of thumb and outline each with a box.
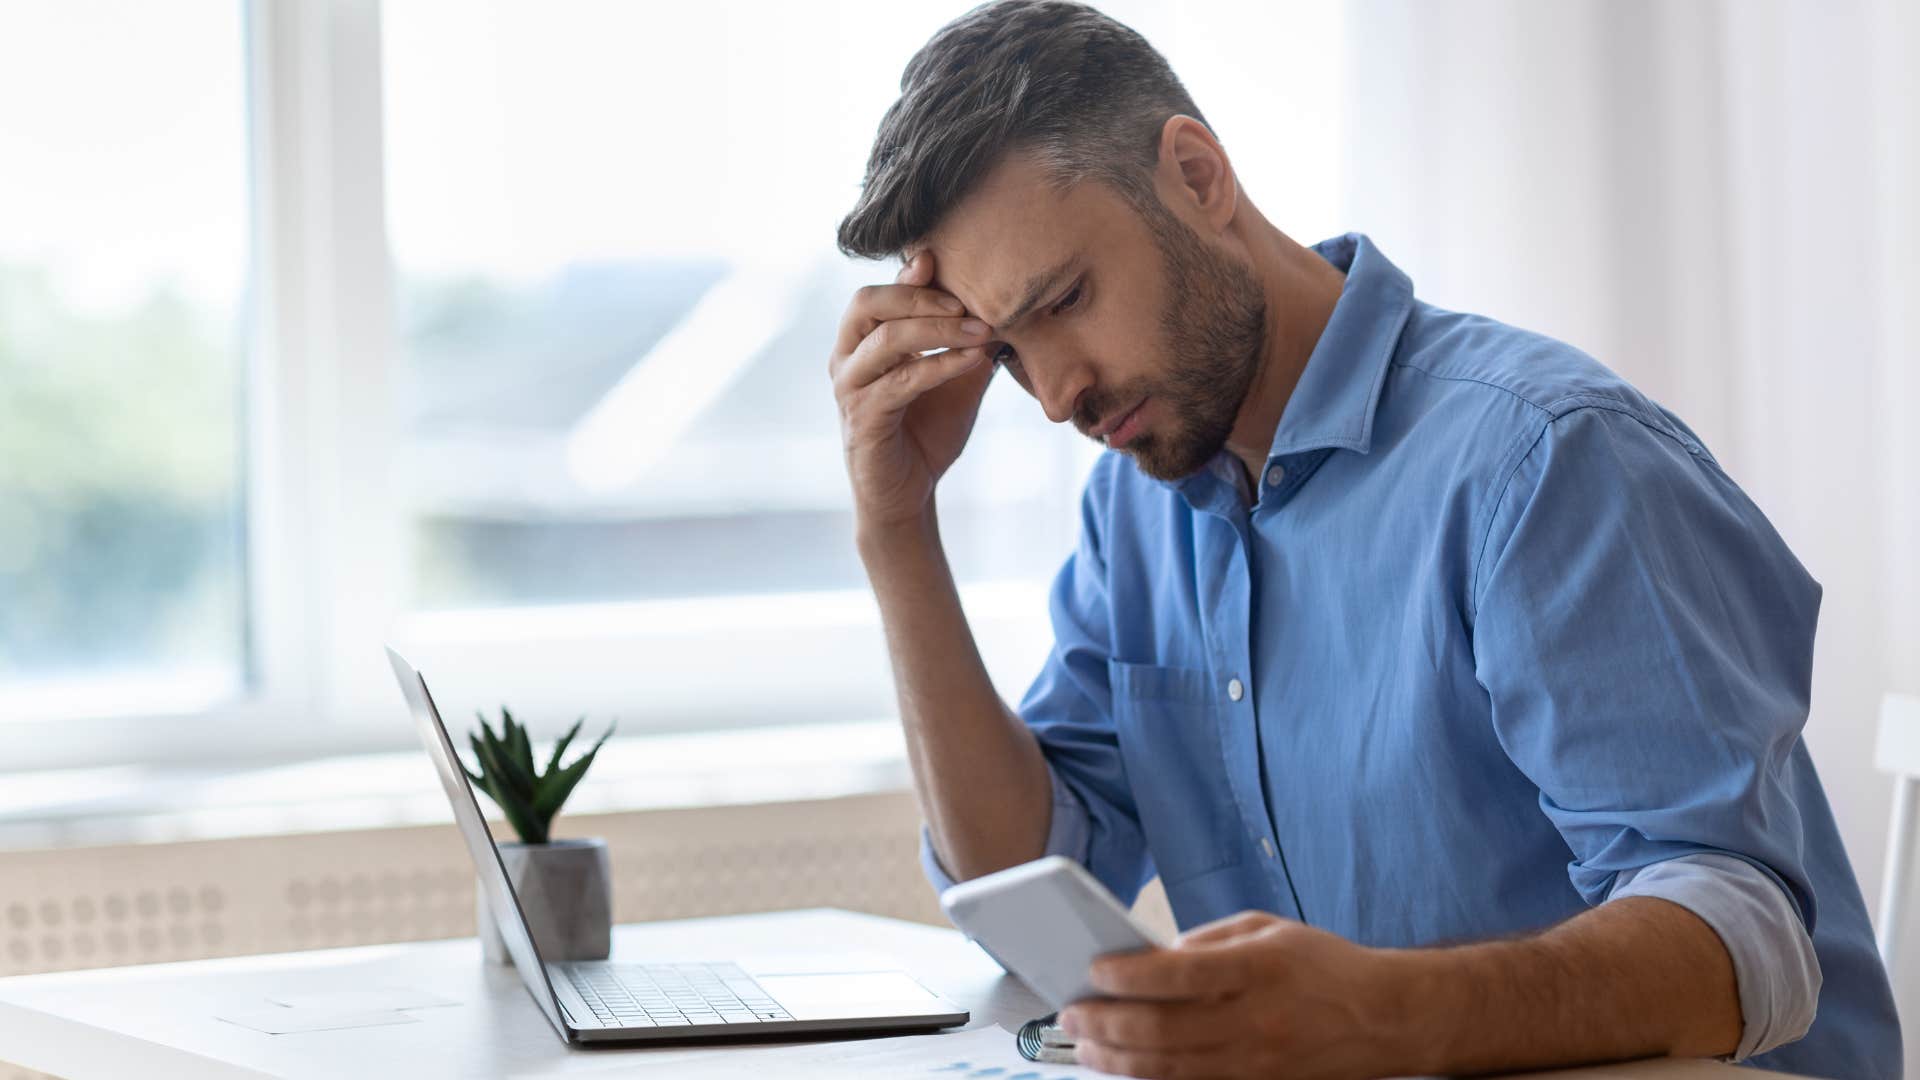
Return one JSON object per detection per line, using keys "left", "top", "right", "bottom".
{"left": 1175, "top": 911, "right": 1281, "bottom": 949}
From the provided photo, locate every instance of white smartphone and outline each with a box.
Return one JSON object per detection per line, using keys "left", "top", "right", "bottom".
{"left": 940, "top": 855, "right": 1170, "bottom": 1009}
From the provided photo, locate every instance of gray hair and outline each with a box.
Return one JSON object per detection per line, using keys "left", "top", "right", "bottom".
{"left": 836, "top": 0, "right": 1210, "bottom": 261}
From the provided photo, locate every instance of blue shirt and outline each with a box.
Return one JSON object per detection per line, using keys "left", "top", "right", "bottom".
{"left": 926, "top": 235, "right": 1899, "bottom": 1076}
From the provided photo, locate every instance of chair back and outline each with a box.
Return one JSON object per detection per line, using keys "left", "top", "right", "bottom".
{"left": 1873, "top": 692, "right": 1920, "bottom": 974}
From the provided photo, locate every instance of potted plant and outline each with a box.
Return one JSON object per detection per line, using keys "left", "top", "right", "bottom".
{"left": 463, "top": 707, "right": 615, "bottom": 965}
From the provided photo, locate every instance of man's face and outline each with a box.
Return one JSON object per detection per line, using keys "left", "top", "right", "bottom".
{"left": 921, "top": 153, "right": 1267, "bottom": 481}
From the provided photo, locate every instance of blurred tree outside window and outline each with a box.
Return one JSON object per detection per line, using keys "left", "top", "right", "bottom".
{"left": 0, "top": 2, "right": 250, "bottom": 714}
{"left": 0, "top": 0, "right": 1344, "bottom": 738}
{"left": 382, "top": 1, "right": 1093, "bottom": 614}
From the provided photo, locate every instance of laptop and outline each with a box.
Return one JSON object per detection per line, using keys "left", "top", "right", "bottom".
{"left": 385, "top": 647, "right": 970, "bottom": 1044}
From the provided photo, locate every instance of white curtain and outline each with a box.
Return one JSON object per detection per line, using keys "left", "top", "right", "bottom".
{"left": 1339, "top": 0, "right": 1920, "bottom": 1059}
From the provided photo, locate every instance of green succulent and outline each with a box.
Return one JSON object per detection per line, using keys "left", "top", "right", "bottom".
{"left": 463, "top": 707, "right": 614, "bottom": 844}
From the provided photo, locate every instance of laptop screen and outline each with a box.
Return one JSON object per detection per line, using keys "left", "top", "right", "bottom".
{"left": 386, "top": 646, "right": 570, "bottom": 1038}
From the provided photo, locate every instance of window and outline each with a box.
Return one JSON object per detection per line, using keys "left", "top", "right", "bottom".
{"left": 381, "top": 2, "right": 1091, "bottom": 611}
{"left": 6, "top": 0, "right": 1346, "bottom": 769}
{"left": 379, "top": 1, "right": 1093, "bottom": 728}
{"left": 0, "top": 1, "right": 252, "bottom": 720}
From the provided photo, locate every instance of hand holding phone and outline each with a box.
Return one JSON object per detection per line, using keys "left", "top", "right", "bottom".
{"left": 940, "top": 855, "right": 1169, "bottom": 1009}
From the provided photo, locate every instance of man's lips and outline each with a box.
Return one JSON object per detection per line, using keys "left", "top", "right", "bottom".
{"left": 1093, "top": 398, "right": 1149, "bottom": 448}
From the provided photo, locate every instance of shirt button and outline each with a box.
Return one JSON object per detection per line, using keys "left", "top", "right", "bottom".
{"left": 1227, "top": 678, "right": 1244, "bottom": 702}
{"left": 1265, "top": 465, "right": 1285, "bottom": 487}
{"left": 1260, "top": 837, "right": 1276, "bottom": 858}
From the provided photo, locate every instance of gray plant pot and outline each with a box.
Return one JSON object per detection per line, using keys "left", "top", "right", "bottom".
{"left": 478, "top": 837, "right": 612, "bottom": 965}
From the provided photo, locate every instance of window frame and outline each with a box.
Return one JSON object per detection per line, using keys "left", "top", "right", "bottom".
{"left": 12, "top": 0, "right": 405, "bottom": 771}
{"left": 9, "top": 0, "right": 1094, "bottom": 774}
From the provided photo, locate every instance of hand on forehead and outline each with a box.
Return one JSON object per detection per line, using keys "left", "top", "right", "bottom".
{"left": 898, "top": 246, "right": 984, "bottom": 330}
{"left": 906, "top": 154, "right": 1091, "bottom": 325}
{"left": 913, "top": 246, "right": 1086, "bottom": 347}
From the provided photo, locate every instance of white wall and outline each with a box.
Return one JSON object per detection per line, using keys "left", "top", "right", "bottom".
{"left": 1340, "top": 0, "right": 1919, "bottom": 1056}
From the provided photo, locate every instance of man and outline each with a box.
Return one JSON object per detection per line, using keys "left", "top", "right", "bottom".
{"left": 825, "top": 2, "right": 1900, "bottom": 1076}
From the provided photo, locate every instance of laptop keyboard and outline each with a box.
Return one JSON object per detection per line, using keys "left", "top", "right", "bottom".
{"left": 565, "top": 961, "right": 794, "bottom": 1028}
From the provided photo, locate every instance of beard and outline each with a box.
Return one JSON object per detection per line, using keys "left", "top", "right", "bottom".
{"left": 1074, "top": 201, "right": 1269, "bottom": 482}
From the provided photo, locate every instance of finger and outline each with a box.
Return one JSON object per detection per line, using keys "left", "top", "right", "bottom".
{"left": 851, "top": 345, "right": 990, "bottom": 416}
{"left": 834, "top": 281, "right": 965, "bottom": 358}
{"left": 1174, "top": 910, "right": 1279, "bottom": 948}
{"left": 1089, "top": 944, "right": 1254, "bottom": 1001}
{"left": 1059, "top": 997, "right": 1244, "bottom": 1052}
{"left": 837, "top": 316, "right": 993, "bottom": 391}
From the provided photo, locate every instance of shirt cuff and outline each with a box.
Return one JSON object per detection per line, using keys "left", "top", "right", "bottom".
{"left": 919, "top": 761, "right": 1094, "bottom": 895}
{"left": 1606, "top": 852, "right": 1821, "bottom": 1061}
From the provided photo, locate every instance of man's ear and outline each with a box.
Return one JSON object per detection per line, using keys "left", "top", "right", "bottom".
{"left": 1155, "top": 115, "right": 1237, "bottom": 235}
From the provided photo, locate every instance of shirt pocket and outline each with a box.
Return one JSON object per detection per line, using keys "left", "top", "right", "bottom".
{"left": 1108, "top": 660, "right": 1243, "bottom": 884}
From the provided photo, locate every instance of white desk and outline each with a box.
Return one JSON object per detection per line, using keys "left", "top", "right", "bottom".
{"left": 0, "top": 908, "right": 1767, "bottom": 1079}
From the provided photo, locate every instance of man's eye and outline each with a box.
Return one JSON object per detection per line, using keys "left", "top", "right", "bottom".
{"left": 1051, "top": 283, "right": 1084, "bottom": 315}
{"left": 993, "top": 346, "right": 1032, "bottom": 388}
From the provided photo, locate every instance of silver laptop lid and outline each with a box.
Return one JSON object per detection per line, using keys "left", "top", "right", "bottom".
{"left": 386, "top": 646, "right": 571, "bottom": 1038}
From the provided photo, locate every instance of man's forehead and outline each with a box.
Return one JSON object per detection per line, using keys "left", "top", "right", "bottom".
{"left": 923, "top": 244, "right": 1082, "bottom": 330}
{"left": 912, "top": 153, "right": 1101, "bottom": 325}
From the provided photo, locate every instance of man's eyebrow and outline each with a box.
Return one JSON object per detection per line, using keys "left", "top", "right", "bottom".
{"left": 990, "top": 255, "right": 1082, "bottom": 333}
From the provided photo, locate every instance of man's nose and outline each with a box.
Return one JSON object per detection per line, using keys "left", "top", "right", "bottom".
{"left": 1031, "top": 358, "right": 1092, "bottom": 425}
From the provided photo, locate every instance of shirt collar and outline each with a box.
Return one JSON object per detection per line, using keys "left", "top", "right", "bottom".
{"left": 1263, "top": 232, "right": 1415, "bottom": 459}
{"left": 1148, "top": 233, "right": 1415, "bottom": 503}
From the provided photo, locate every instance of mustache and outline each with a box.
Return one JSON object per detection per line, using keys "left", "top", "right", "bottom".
{"left": 1073, "top": 385, "right": 1145, "bottom": 439}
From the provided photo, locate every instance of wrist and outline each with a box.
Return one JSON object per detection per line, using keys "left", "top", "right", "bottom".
{"left": 1361, "top": 945, "right": 1455, "bottom": 1077}
{"left": 855, "top": 505, "right": 941, "bottom": 563}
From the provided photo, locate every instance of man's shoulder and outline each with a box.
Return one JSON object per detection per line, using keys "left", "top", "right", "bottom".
{"left": 1391, "top": 302, "right": 1655, "bottom": 421}
{"left": 1382, "top": 301, "right": 1704, "bottom": 460}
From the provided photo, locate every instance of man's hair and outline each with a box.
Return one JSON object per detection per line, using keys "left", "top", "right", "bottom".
{"left": 836, "top": 0, "right": 1209, "bottom": 261}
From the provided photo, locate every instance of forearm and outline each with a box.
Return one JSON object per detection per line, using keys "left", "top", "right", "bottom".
{"left": 1386, "top": 896, "right": 1742, "bottom": 1075}
{"left": 858, "top": 508, "right": 1052, "bottom": 881}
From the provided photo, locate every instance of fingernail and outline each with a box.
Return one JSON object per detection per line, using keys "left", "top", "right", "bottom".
{"left": 939, "top": 295, "right": 964, "bottom": 313}
{"left": 961, "top": 319, "right": 989, "bottom": 337}
{"left": 1058, "top": 1009, "right": 1079, "bottom": 1036}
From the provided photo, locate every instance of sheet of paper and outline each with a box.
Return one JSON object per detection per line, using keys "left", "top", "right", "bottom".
{"left": 216, "top": 1006, "right": 422, "bottom": 1035}
{"left": 266, "top": 987, "right": 458, "bottom": 1011}
{"left": 851, "top": 1027, "right": 1118, "bottom": 1079}
{"left": 529, "top": 1025, "right": 1124, "bottom": 1079}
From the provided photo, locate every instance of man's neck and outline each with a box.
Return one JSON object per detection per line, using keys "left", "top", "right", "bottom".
{"left": 1222, "top": 217, "right": 1347, "bottom": 489}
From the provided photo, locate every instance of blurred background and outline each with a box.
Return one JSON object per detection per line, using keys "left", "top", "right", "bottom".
{"left": 0, "top": 0, "right": 1914, "bottom": 1070}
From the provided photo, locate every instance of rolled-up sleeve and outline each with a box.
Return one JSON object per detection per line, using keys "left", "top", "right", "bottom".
{"left": 919, "top": 763, "right": 1098, "bottom": 893}
{"left": 1473, "top": 403, "right": 1823, "bottom": 1051}
{"left": 919, "top": 456, "right": 1154, "bottom": 906}
{"left": 1609, "top": 853, "right": 1821, "bottom": 1060}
